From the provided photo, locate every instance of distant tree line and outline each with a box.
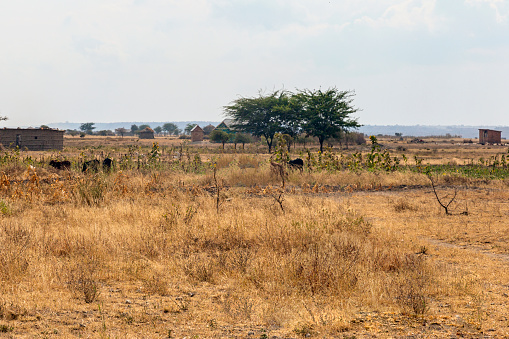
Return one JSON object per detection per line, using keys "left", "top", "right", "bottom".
{"left": 223, "top": 87, "right": 361, "bottom": 152}
{"left": 68, "top": 122, "right": 194, "bottom": 137}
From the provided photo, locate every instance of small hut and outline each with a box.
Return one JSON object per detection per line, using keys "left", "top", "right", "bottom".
{"left": 139, "top": 127, "right": 155, "bottom": 139}
{"left": 479, "top": 129, "right": 501, "bottom": 144}
{"left": 203, "top": 124, "right": 216, "bottom": 135}
{"left": 0, "top": 127, "right": 64, "bottom": 151}
{"left": 191, "top": 125, "right": 204, "bottom": 142}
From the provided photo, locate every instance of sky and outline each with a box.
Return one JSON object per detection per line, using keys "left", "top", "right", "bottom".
{"left": 0, "top": 0, "right": 508, "bottom": 128}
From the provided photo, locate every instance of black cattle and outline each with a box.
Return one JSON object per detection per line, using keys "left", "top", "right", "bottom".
{"left": 82, "top": 159, "right": 101, "bottom": 173}
{"left": 102, "top": 158, "right": 113, "bottom": 171}
{"left": 49, "top": 160, "right": 71, "bottom": 170}
{"left": 288, "top": 158, "right": 304, "bottom": 168}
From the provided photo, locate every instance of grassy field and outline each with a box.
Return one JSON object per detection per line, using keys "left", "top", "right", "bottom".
{"left": 0, "top": 135, "right": 509, "bottom": 338}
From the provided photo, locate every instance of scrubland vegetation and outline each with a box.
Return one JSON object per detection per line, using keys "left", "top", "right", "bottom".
{"left": 1, "top": 135, "right": 509, "bottom": 338}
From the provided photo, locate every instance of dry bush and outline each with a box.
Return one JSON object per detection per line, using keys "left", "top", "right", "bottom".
{"left": 0, "top": 222, "right": 32, "bottom": 284}
{"left": 66, "top": 257, "right": 102, "bottom": 303}
{"left": 394, "top": 255, "right": 431, "bottom": 315}
{"left": 442, "top": 174, "right": 471, "bottom": 185}
{"left": 70, "top": 174, "right": 109, "bottom": 206}
{"left": 0, "top": 152, "right": 458, "bottom": 336}
{"left": 393, "top": 199, "right": 418, "bottom": 212}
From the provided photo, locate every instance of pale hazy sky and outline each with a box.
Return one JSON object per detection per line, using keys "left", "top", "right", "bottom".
{"left": 1, "top": 0, "right": 508, "bottom": 127}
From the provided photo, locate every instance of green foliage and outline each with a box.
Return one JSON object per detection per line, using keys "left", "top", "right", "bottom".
{"left": 185, "top": 123, "right": 197, "bottom": 135}
{"left": 80, "top": 122, "right": 96, "bottom": 134}
{"left": 0, "top": 200, "right": 11, "bottom": 216}
{"left": 233, "top": 133, "right": 252, "bottom": 149}
{"left": 299, "top": 87, "right": 361, "bottom": 152}
{"left": 115, "top": 127, "right": 129, "bottom": 137}
{"left": 224, "top": 89, "right": 299, "bottom": 152}
{"left": 366, "top": 136, "right": 399, "bottom": 172}
{"left": 273, "top": 133, "right": 289, "bottom": 163}
{"left": 224, "top": 87, "right": 361, "bottom": 153}
{"left": 209, "top": 130, "right": 230, "bottom": 149}
{"left": 149, "top": 142, "right": 160, "bottom": 161}
{"left": 163, "top": 123, "right": 178, "bottom": 135}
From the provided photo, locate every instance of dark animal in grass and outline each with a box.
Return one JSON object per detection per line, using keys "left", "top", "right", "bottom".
{"left": 49, "top": 160, "right": 71, "bottom": 170}
{"left": 82, "top": 159, "right": 101, "bottom": 173}
{"left": 102, "top": 158, "right": 113, "bottom": 171}
{"left": 288, "top": 158, "right": 304, "bottom": 172}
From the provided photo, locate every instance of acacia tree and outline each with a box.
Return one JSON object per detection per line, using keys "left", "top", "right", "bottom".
{"left": 163, "top": 123, "right": 178, "bottom": 135}
{"left": 80, "top": 122, "right": 96, "bottom": 135}
{"left": 115, "top": 127, "right": 128, "bottom": 138}
{"left": 233, "top": 133, "right": 252, "bottom": 149}
{"left": 299, "top": 88, "right": 361, "bottom": 153}
{"left": 209, "top": 129, "right": 230, "bottom": 149}
{"left": 224, "top": 90, "right": 299, "bottom": 153}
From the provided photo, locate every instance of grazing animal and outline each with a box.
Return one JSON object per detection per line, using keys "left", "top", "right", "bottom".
{"left": 49, "top": 160, "right": 71, "bottom": 170}
{"left": 102, "top": 158, "right": 113, "bottom": 171}
{"left": 82, "top": 159, "right": 101, "bottom": 173}
{"left": 288, "top": 158, "right": 304, "bottom": 172}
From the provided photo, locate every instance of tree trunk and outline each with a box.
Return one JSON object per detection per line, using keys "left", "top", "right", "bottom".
{"left": 319, "top": 138, "right": 324, "bottom": 153}
{"left": 266, "top": 136, "right": 273, "bottom": 153}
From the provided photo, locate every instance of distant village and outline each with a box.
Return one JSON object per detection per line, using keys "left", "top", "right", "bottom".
{"left": 0, "top": 120, "right": 505, "bottom": 152}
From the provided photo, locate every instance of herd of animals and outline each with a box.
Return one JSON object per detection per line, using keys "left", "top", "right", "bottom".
{"left": 48, "top": 157, "right": 304, "bottom": 172}
{"left": 49, "top": 158, "right": 113, "bottom": 172}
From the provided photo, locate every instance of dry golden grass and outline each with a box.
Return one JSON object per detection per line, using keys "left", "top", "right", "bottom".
{"left": 0, "top": 138, "right": 509, "bottom": 337}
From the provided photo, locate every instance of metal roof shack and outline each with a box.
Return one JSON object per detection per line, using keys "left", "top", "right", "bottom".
{"left": 479, "top": 129, "right": 502, "bottom": 145}
{"left": 190, "top": 125, "right": 204, "bottom": 142}
{"left": 215, "top": 119, "right": 237, "bottom": 134}
{"left": 0, "top": 128, "right": 64, "bottom": 151}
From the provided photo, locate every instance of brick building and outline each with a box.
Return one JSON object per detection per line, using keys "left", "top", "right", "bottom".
{"left": 479, "top": 129, "right": 502, "bottom": 144}
{"left": 191, "top": 125, "right": 204, "bottom": 142}
{"left": 0, "top": 128, "right": 65, "bottom": 151}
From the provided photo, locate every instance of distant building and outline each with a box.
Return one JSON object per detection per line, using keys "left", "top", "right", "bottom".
{"left": 215, "top": 119, "right": 236, "bottom": 134}
{"left": 203, "top": 124, "right": 216, "bottom": 135}
{"left": 0, "top": 128, "right": 64, "bottom": 151}
{"left": 139, "top": 127, "right": 155, "bottom": 139}
{"left": 479, "top": 129, "right": 501, "bottom": 144}
{"left": 191, "top": 125, "right": 204, "bottom": 142}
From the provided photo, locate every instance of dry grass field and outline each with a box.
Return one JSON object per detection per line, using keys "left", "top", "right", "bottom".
{"left": 1, "top": 135, "right": 509, "bottom": 338}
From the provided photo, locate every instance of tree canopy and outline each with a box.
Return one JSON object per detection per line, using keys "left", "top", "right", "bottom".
{"left": 233, "top": 133, "right": 252, "bottom": 149}
{"left": 115, "top": 127, "right": 129, "bottom": 137}
{"left": 224, "top": 90, "right": 299, "bottom": 152}
{"left": 163, "top": 123, "right": 178, "bottom": 135}
{"left": 209, "top": 129, "right": 230, "bottom": 149}
{"left": 185, "top": 123, "right": 197, "bottom": 135}
{"left": 299, "top": 88, "right": 361, "bottom": 152}
{"left": 223, "top": 87, "right": 361, "bottom": 152}
{"left": 80, "top": 122, "right": 96, "bottom": 134}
